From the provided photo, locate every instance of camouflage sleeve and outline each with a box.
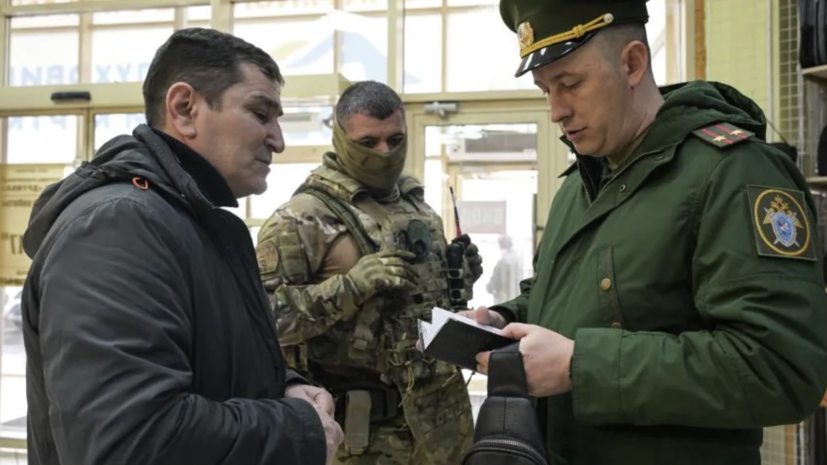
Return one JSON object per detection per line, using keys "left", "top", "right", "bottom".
{"left": 256, "top": 200, "right": 363, "bottom": 347}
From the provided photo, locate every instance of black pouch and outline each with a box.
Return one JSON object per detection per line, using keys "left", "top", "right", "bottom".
{"left": 461, "top": 343, "right": 552, "bottom": 465}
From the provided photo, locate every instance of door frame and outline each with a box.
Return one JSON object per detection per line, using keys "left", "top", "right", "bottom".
{"left": 407, "top": 108, "right": 567, "bottom": 247}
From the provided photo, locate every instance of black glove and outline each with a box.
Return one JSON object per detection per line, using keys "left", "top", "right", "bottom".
{"left": 453, "top": 234, "right": 483, "bottom": 282}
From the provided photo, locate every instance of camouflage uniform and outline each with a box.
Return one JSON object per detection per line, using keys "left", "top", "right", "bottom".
{"left": 257, "top": 154, "right": 476, "bottom": 465}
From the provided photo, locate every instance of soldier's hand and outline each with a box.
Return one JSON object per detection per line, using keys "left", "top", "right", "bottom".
{"left": 347, "top": 250, "right": 419, "bottom": 300}
{"left": 458, "top": 306, "right": 507, "bottom": 329}
{"left": 457, "top": 235, "right": 484, "bottom": 281}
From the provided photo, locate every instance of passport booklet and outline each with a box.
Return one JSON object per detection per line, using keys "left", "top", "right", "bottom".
{"left": 417, "top": 307, "right": 515, "bottom": 372}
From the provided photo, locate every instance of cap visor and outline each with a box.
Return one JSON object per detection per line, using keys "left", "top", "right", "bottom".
{"left": 514, "top": 32, "right": 598, "bottom": 78}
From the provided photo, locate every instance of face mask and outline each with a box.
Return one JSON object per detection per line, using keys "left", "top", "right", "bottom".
{"left": 332, "top": 121, "right": 408, "bottom": 191}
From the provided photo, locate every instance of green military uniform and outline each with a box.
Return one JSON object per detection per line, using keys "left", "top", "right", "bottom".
{"left": 256, "top": 123, "right": 477, "bottom": 465}
{"left": 492, "top": 0, "right": 827, "bottom": 464}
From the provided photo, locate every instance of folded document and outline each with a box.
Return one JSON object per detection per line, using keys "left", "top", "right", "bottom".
{"left": 417, "top": 307, "right": 515, "bottom": 371}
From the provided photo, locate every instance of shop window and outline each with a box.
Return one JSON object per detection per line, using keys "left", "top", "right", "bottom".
{"left": 94, "top": 113, "right": 147, "bottom": 152}
{"left": 90, "top": 27, "right": 174, "bottom": 84}
{"left": 403, "top": 12, "right": 442, "bottom": 93}
{"left": 6, "top": 115, "right": 82, "bottom": 164}
{"left": 249, "top": 163, "right": 318, "bottom": 219}
{"left": 344, "top": 0, "right": 388, "bottom": 12}
{"left": 339, "top": 13, "right": 388, "bottom": 83}
{"left": 184, "top": 6, "right": 212, "bottom": 23}
{"left": 233, "top": 19, "right": 334, "bottom": 76}
{"left": 233, "top": 0, "right": 335, "bottom": 19}
{"left": 91, "top": 8, "right": 174, "bottom": 25}
{"left": 8, "top": 15, "right": 79, "bottom": 87}
{"left": 445, "top": 6, "right": 534, "bottom": 92}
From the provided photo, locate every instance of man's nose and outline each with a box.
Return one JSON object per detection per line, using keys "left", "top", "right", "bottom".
{"left": 375, "top": 141, "right": 390, "bottom": 153}
{"left": 268, "top": 124, "right": 286, "bottom": 154}
{"left": 548, "top": 93, "right": 572, "bottom": 124}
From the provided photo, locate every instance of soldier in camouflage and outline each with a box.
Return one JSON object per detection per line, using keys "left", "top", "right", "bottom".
{"left": 256, "top": 80, "right": 481, "bottom": 465}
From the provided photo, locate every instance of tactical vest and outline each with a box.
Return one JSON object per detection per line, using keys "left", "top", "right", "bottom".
{"left": 283, "top": 164, "right": 473, "bottom": 462}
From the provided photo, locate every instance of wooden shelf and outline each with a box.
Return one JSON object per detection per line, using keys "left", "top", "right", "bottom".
{"left": 803, "top": 65, "right": 827, "bottom": 82}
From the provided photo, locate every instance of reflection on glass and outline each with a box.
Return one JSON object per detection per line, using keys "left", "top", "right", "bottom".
{"left": 424, "top": 159, "right": 445, "bottom": 221}
{"left": 94, "top": 113, "right": 147, "bottom": 152}
{"left": 437, "top": 123, "right": 538, "bottom": 163}
{"left": 281, "top": 107, "right": 334, "bottom": 146}
{"left": 423, "top": 123, "right": 538, "bottom": 310}
{"left": 0, "top": 287, "right": 25, "bottom": 437}
{"left": 233, "top": 0, "right": 334, "bottom": 18}
{"left": 9, "top": 25, "right": 79, "bottom": 87}
{"left": 91, "top": 28, "right": 173, "bottom": 83}
{"left": 233, "top": 20, "right": 334, "bottom": 75}
{"left": 459, "top": 170, "right": 537, "bottom": 310}
{"left": 403, "top": 13, "right": 442, "bottom": 93}
{"left": 185, "top": 6, "right": 213, "bottom": 22}
{"left": 92, "top": 8, "right": 174, "bottom": 25}
{"left": 339, "top": 13, "right": 388, "bottom": 83}
{"left": 249, "top": 163, "right": 319, "bottom": 219}
{"left": 6, "top": 115, "right": 81, "bottom": 164}
{"left": 445, "top": 6, "right": 535, "bottom": 92}
{"left": 344, "top": 0, "right": 388, "bottom": 11}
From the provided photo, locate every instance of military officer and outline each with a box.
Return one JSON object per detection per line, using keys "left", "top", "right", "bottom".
{"left": 466, "top": 0, "right": 827, "bottom": 464}
{"left": 256, "top": 80, "right": 480, "bottom": 465}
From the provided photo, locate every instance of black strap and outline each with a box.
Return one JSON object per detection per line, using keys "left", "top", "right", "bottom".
{"left": 487, "top": 342, "right": 530, "bottom": 399}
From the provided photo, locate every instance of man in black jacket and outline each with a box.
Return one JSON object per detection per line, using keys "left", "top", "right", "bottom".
{"left": 20, "top": 27, "right": 343, "bottom": 465}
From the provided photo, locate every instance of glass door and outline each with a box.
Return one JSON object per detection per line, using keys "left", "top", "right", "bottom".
{"left": 0, "top": 111, "right": 85, "bottom": 444}
{"left": 410, "top": 109, "right": 564, "bottom": 421}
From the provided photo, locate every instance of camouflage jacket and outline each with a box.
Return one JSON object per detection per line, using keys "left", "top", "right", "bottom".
{"left": 256, "top": 156, "right": 476, "bottom": 463}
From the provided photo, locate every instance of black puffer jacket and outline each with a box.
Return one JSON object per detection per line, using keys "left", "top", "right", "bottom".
{"left": 21, "top": 125, "right": 325, "bottom": 465}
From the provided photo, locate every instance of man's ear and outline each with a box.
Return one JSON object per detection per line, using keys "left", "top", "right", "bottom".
{"left": 621, "top": 40, "right": 649, "bottom": 88}
{"left": 165, "top": 82, "right": 199, "bottom": 138}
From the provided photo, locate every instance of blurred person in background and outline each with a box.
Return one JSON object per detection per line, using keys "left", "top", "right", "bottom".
{"left": 486, "top": 234, "right": 525, "bottom": 304}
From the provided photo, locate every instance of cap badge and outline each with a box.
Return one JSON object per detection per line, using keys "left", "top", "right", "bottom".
{"left": 517, "top": 22, "right": 534, "bottom": 50}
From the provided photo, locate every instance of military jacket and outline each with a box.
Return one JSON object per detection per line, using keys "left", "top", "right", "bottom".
{"left": 256, "top": 158, "right": 474, "bottom": 464}
{"left": 492, "top": 81, "right": 827, "bottom": 465}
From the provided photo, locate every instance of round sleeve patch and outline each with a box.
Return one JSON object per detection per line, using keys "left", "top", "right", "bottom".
{"left": 748, "top": 185, "right": 816, "bottom": 260}
{"left": 257, "top": 240, "right": 281, "bottom": 274}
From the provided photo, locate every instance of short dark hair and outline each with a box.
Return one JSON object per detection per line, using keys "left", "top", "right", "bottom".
{"left": 335, "top": 80, "right": 405, "bottom": 126}
{"left": 143, "top": 27, "right": 284, "bottom": 127}
{"left": 596, "top": 24, "right": 651, "bottom": 65}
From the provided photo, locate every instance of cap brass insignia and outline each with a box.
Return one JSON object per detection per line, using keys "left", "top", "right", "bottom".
{"left": 748, "top": 185, "right": 816, "bottom": 261}
{"left": 517, "top": 22, "right": 534, "bottom": 51}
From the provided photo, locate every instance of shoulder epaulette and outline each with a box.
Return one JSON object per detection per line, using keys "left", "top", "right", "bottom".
{"left": 691, "top": 122, "right": 755, "bottom": 148}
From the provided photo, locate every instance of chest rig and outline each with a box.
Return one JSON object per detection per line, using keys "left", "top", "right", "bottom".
{"left": 295, "top": 166, "right": 458, "bottom": 385}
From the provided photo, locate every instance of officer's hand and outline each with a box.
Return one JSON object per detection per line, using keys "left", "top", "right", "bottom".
{"left": 458, "top": 306, "right": 507, "bottom": 329}
{"left": 475, "top": 323, "right": 574, "bottom": 398}
{"left": 347, "top": 250, "right": 418, "bottom": 300}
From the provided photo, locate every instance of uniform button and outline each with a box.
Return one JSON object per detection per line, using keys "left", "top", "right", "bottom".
{"left": 600, "top": 278, "right": 612, "bottom": 291}
{"left": 610, "top": 322, "right": 622, "bottom": 329}
{"left": 619, "top": 184, "right": 627, "bottom": 192}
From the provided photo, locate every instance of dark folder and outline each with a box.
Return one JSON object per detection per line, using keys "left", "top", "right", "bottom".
{"left": 418, "top": 307, "right": 515, "bottom": 372}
